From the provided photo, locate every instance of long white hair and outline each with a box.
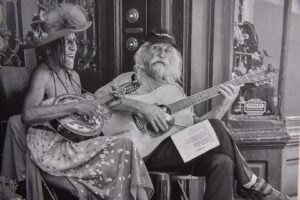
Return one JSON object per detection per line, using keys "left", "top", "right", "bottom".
{"left": 133, "top": 42, "right": 182, "bottom": 83}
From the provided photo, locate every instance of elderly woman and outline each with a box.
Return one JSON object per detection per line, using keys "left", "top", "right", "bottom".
{"left": 19, "top": 3, "right": 153, "bottom": 200}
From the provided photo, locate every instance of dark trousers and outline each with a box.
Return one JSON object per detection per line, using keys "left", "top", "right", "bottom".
{"left": 145, "top": 119, "right": 253, "bottom": 200}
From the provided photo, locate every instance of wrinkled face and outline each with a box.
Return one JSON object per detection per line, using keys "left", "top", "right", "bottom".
{"left": 64, "top": 33, "right": 77, "bottom": 70}
{"left": 147, "top": 42, "right": 175, "bottom": 80}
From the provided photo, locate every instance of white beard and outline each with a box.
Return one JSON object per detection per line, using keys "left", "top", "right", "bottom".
{"left": 149, "top": 62, "right": 176, "bottom": 83}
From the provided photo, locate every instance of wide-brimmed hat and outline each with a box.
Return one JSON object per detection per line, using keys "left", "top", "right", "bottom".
{"left": 22, "top": 3, "right": 92, "bottom": 48}
{"left": 145, "top": 29, "right": 177, "bottom": 48}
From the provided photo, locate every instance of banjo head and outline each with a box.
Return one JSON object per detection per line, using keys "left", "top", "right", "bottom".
{"left": 53, "top": 94, "right": 107, "bottom": 139}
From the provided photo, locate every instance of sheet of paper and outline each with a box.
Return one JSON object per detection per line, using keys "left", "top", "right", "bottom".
{"left": 171, "top": 120, "right": 220, "bottom": 163}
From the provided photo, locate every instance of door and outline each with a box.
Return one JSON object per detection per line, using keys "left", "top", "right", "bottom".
{"left": 91, "top": 0, "right": 192, "bottom": 91}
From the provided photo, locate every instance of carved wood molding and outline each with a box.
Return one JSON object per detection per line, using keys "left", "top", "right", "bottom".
{"left": 182, "top": 0, "right": 192, "bottom": 95}
{"left": 284, "top": 116, "right": 300, "bottom": 144}
{"left": 113, "top": 0, "right": 122, "bottom": 76}
{"left": 161, "top": 0, "right": 172, "bottom": 30}
{"left": 38, "top": 0, "right": 58, "bottom": 10}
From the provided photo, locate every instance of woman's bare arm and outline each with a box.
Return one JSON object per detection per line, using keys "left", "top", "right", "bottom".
{"left": 22, "top": 67, "right": 97, "bottom": 125}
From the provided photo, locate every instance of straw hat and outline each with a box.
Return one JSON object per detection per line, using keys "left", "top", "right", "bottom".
{"left": 23, "top": 3, "right": 92, "bottom": 48}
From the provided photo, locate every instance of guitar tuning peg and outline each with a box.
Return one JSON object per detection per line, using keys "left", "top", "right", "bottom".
{"left": 131, "top": 73, "right": 137, "bottom": 81}
{"left": 131, "top": 74, "right": 141, "bottom": 87}
{"left": 111, "top": 85, "right": 117, "bottom": 91}
{"left": 267, "top": 63, "right": 277, "bottom": 73}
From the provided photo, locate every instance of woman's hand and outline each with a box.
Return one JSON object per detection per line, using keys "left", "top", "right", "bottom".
{"left": 75, "top": 101, "right": 99, "bottom": 116}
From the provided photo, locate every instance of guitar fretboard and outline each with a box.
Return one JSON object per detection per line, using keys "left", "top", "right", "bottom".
{"left": 93, "top": 93, "right": 115, "bottom": 105}
{"left": 92, "top": 79, "right": 140, "bottom": 105}
{"left": 168, "top": 75, "right": 251, "bottom": 114}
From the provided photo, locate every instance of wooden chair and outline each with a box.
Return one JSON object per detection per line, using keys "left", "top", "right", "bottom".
{"left": 149, "top": 171, "right": 206, "bottom": 200}
{"left": 0, "top": 66, "right": 79, "bottom": 199}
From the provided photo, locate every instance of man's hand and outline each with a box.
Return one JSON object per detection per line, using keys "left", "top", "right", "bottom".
{"left": 195, "top": 84, "right": 242, "bottom": 121}
{"left": 219, "top": 84, "right": 241, "bottom": 105}
{"left": 141, "top": 104, "right": 169, "bottom": 133}
{"left": 106, "top": 96, "right": 169, "bottom": 132}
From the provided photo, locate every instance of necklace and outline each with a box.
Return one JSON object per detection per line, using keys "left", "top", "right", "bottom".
{"left": 52, "top": 69, "right": 89, "bottom": 95}
{"left": 52, "top": 69, "right": 76, "bottom": 94}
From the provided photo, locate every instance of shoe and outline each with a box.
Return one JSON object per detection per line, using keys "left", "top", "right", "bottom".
{"left": 237, "top": 186, "right": 264, "bottom": 200}
{"left": 261, "top": 188, "right": 290, "bottom": 200}
{"left": 238, "top": 178, "right": 290, "bottom": 200}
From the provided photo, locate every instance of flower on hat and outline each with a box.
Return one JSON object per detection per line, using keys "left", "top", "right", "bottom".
{"left": 26, "top": 9, "right": 48, "bottom": 44}
{"left": 22, "top": 3, "right": 92, "bottom": 48}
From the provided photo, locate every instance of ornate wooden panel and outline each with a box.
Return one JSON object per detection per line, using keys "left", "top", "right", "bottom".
{"left": 0, "top": 0, "right": 23, "bottom": 66}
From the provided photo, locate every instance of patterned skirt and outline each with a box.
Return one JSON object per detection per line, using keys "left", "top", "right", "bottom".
{"left": 27, "top": 122, "right": 153, "bottom": 200}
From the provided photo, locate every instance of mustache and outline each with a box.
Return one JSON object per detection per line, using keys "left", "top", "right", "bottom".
{"left": 149, "top": 57, "right": 169, "bottom": 66}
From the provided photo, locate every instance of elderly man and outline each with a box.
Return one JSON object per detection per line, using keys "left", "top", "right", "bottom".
{"left": 95, "top": 29, "right": 289, "bottom": 200}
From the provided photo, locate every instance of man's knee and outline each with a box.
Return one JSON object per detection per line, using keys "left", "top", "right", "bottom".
{"left": 212, "top": 154, "right": 234, "bottom": 173}
{"left": 209, "top": 119, "right": 228, "bottom": 133}
{"left": 194, "top": 153, "right": 234, "bottom": 177}
{"left": 208, "top": 119, "right": 233, "bottom": 143}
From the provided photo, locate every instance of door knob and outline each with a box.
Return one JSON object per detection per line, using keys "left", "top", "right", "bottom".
{"left": 126, "top": 8, "right": 139, "bottom": 23}
{"left": 126, "top": 37, "right": 139, "bottom": 51}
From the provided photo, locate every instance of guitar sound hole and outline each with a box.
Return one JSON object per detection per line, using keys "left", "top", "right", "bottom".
{"left": 147, "top": 105, "right": 174, "bottom": 137}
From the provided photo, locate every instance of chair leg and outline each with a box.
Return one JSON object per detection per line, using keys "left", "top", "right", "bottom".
{"left": 41, "top": 177, "right": 58, "bottom": 200}
{"left": 176, "top": 180, "right": 189, "bottom": 200}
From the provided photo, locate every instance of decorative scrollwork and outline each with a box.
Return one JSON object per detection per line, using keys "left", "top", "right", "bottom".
{"left": 0, "top": 176, "right": 18, "bottom": 193}
{"left": 0, "top": 0, "right": 23, "bottom": 66}
{"left": 75, "top": 0, "right": 95, "bottom": 17}
{"left": 0, "top": 28, "right": 22, "bottom": 66}
{"left": 38, "top": 0, "right": 58, "bottom": 11}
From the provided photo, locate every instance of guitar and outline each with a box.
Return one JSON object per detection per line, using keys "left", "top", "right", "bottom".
{"left": 50, "top": 74, "right": 140, "bottom": 142}
{"left": 102, "top": 65, "right": 276, "bottom": 158}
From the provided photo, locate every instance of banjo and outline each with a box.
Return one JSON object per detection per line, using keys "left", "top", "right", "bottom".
{"left": 50, "top": 74, "right": 140, "bottom": 142}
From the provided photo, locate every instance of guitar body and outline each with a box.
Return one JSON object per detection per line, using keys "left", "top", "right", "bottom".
{"left": 50, "top": 93, "right": 110, "bottom": 142}
{"left": 102, "top": 84, "right": 194, "bottom": 157}
{"left": 103, "top": 66, "right": 276, "bottom": 157}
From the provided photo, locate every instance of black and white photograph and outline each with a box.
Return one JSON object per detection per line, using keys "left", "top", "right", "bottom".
{"left": 0, "top": 0, "right": 298, "bottom": 199}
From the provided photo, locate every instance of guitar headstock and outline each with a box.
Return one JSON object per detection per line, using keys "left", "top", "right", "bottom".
{"left": 112, "top": 73, "right": 141, "bottom": 96}
{"left": 246, "top": 64, "right": 277, "bottom": 86}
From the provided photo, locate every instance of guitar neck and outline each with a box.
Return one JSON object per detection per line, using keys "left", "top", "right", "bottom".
{"left": 93, "top": 93, "right": 116, "bottom": 105}
{"left": 169, "top": 75, "right": 251, "bottom": 114}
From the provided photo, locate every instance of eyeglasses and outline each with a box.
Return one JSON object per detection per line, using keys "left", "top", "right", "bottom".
{"left": 150, "top": 44, "right": 173, "bottom": 55}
